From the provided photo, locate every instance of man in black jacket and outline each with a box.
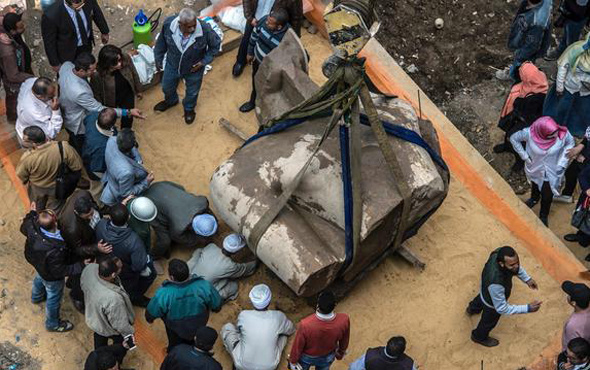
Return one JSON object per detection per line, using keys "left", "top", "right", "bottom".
{"left": 22, "top": 202, "right": 87, "bottom": 332}
{"left": 58, "top": 190, "right": 111, "bottom": 312}
{"left": 546, "top": 0, "right": 590, "bottom": 60}
{"left": 161, "top": 326, "right": 222, "bottom": 370}
{"left": 41, "top": 0, "right": 109, "bottom": 72}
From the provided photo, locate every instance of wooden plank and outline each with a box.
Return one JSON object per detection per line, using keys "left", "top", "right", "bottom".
{"left": 220, "top": 28, "right": 243, "bottom": 55}
{"left": 219, "top": 118, "right": 249, "bottom": 141}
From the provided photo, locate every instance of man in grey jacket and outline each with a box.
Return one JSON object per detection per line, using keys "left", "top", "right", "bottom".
{"left": 95, "top": 203, "right": 156, "bottom": 307}
{"left": 187, "top": 233, "right": 257, "bottom": 301}
{"left": 142, "top": 181, "right": 215, "bottom": 259}
{"left": 58, "top": 52, "right": 144, "bottom": 152}
{"left": 222, "top": 284, "right": 295, "bottom": 370}
{"left": 81, "top": 255, "right": 134, "bottom": 365}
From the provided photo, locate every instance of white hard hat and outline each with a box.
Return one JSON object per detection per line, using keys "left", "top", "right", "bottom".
{"left": 129, "top": 197, "right": 158, "bottom": 222}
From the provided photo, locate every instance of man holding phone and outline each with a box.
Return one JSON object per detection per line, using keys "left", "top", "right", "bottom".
{"left": 81, "top": 255, "right": 135, "bottom": 366}
{"left": 41, "top": 0, "right": 110, "bottom": 72}
{"left": 153, "top": 8, "right": 221, "bottom": 125}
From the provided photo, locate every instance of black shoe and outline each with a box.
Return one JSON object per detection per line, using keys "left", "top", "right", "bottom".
{"left": 239, "top": 102, "right": 255, "bottom": 113}
{"left": 525, "top": 198, "right": 539, "bottom": 208}
{"left": 493, "top": 144, "right": 507, "bottom": 154}
{"left": 72, "top": 299, "right": 85, "bottom": 314}
{"left": 565, "top": 233, "right": 579, "bottom": 242}
{"left": 471, "top": 333, "right": 499, "bottom": 347}
{"left": 132, "top": 296, "right": 151, "bottom": 308}
{"left": 154, "top": 100, "right": 177, "bottom": 112}
{"left": 232, "top": 62, "right": 245, "bottom": 77}
{"left": 184, "top": 110, "right": 196, "bottom": 125}
{"left": 465, "top": 306, "right": 479, "bottom": 316}
{"left": 540, "top": 215, "right": 549, "bottom": 227}
{"left": 47, "top": 320, "right": 74, "bottom": 333}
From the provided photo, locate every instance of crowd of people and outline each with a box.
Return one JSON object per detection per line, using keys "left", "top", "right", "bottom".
{"left": 4, "top": 0, "right": 590, "bottom": 368}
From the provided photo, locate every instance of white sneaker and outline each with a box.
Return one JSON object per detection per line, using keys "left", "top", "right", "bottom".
{"left": 554, "top": 195, "right": 573, "bottom": 203}
{"left": 495, "top": 67, "right": 511, "bottom": 81}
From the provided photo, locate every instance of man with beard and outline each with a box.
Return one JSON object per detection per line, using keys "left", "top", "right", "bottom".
{"left": 466, "top": 246, "right": 542, "bottom": 347}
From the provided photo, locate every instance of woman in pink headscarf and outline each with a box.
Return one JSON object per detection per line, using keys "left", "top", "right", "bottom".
{"left": 510, "top": 116, "right": 575, "bottom": 226}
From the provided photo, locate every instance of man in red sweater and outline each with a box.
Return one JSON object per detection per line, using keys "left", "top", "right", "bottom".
{"left": 289, "top": 291, "right": 350, "bottom": 370}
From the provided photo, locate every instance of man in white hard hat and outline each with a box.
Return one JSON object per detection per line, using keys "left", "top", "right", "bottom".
{"left": 221, "top": 284, "right": 295, "bottom": 370}
{"left": 187, "top": 233, "right": 258, "bottom": 301}
{"left": 126, "top": 195, "right": 157, "bottom": 252}
{"left": 141, "top": 181, "right": 216, "bottom": 259}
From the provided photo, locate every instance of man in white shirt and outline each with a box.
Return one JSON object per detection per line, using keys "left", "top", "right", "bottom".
{"left": 466, "top": 246, "right": 542, "bottom": 347}
{"left": 16, "top": 77, "right": 62, "bottom": 145}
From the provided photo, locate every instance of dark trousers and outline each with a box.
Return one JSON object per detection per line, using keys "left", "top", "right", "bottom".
{"left": 116, "top": 91, "right": 135, "bottom": 129}
{"left": 165, "top": 325, "right": 193, "bottom": 352}
{"left": 120, "top": 262, "right": 157, "bottom": 304}
{"left": 93, "top": 332, "right": 126, "bottom": 364}
{"left": 235, "top": 22, "right": 255, "bottom": 66}
{"left": 469, "top": 295, "right": 501, "bottom": 341}
{"left": 5, "top": 90, "right": 17, "bottom": 122}
{"left": 563, "top": 161, "right": 583, "bottom": 197}
{"left": 66, "top": 273, "right": 84, "bottom": 302}
{"left": 248, "top": 59, "right": 261, "bottom": 105}
{"left": 66, "top": 129, "right": 85, "bottom": 155}
{"left": 531, "top": 181, "right": 554, "bottom": 218}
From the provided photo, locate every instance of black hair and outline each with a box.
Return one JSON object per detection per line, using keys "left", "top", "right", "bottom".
{"left": 386, "top": 336, "right": 407, "bottom": 357}
{"left": 169, "top": 259, "right": 190, "bottom": 282}
{"left": 32, "top": 77, "right": 53, "bottom": 97}
{"left": 496, "top": 246, "right": 517, "bottom": 263}
{"left": 116, "top": 128, "right": 136, "bottom": 153}
{"left": 269, "top": 8, "right": 289, "bottom": 26}
{"left": 22, "top": 126, "right": 46, "bottom": 144}
{"left": 96, "top": 350, "right": 118, "bottom": 370}
{"left": 98, "top": 108, "right": 118, "bottom": 130}
{"left": 73, "top": 52, "right": 96, "bottom": 72}
{"left": 74, "top": 195, "right": 94, "bottom": 215}
{"left": 3, "top": 12, "right": 21, "bottom": 33}
{"left": 569, "top": 337, "right": 590, "bottom": 361}
{"left": 529, "top": 0, "right": 543, "bottom": 4}
{"left": 97, "top": 44, "right": 123, "bottom": 75}
{"left": 109, "top": 203, "right": 129, "bottom": 227}
{"left": 98, "top": 255, "right": 121, "bottom": 278}
{"left": 317, "top": 291, "right": 336, "bottom": 314}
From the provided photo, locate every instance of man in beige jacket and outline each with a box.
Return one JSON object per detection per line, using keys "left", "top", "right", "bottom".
{"left": 81, "top": 255, "right": 135, "bottom": 366}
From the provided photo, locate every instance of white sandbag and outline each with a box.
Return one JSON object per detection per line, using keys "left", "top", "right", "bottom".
{"left": 218, "top": 5, "right": 247, "bottom": 33}
{"left": 131, "top": 44, "right": 157, "bottom": 85}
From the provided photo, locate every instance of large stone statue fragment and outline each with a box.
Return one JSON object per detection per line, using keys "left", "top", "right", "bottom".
{"left": 210, "top": 31, "right": 450, "bottom": 296}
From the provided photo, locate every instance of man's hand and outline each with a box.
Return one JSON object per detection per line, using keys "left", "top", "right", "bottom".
{"left": 527, "top": 300, "right": 542, "bottom": 312}
{"left": 30, "top": 201, "right": 36, "bottom": 211}
{"left": 557, "top": 89, "right": 564, "bottom": 97}
{"left": 51, "top": 64, "right": 61, "bottom": 72}
{"left": 586, "top": 189, "right": 590, "bottom": 198}
{"left": 83, "top": 258, "right": 93, "bottom": 265}
{"left": 191, "top": 62, "right": 204, "bottom": 73}
{"left": 567, "top": 144, "right": 584, "bottom": 159}
{"left": 101, "top": 33, "right": 109, "bottom": 45}
{"left": 49, "top": 96, "right": 60, "bottom": 111}
{"left": 129, "top": 108, "right": 146, "bottom": 119}
{"left": 97, "top": 240, "right": 113, "bottom": 254}
{"left": 146, "top": 172, "right": 155, "bottom": 185}
{"left": 122, "top": 194, "right": 136, "bottom": 206}
{"left": 251, "top": 18, "right": 258, "bottom": 27}
{"left": 246, "top": 55, "right": 254, "bottom": 65}
{"left": 526, "top": 279, "right": 538, "bottom": 290}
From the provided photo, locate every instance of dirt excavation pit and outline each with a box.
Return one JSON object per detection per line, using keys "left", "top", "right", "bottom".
{"left": 0, "top": 0, "right": 584, "bottom": 369}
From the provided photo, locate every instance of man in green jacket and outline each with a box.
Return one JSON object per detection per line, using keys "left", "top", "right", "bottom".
{"left": 145, "top": 259, "right": 222, "bottom": 351}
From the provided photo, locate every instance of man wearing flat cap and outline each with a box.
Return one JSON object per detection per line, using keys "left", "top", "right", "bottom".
{"left": 187, "top": 233, "right": 258, "bottom": 301}
{"left": 161, "top": 326, "right": 222, "bottom": 370}
{"left": 562, "top": 281, "right": 590, "bottom": 353}
{"left": 221, "top": 284, "right": 295, "bottom": 370}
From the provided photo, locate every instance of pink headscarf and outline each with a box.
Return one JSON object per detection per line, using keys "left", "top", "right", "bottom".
{"left": 530, "top": 116, "right": 568, "bottom": 150}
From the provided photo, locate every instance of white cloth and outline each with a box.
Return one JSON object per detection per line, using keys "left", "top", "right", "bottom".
{"left": 131, "top": 44, "right": 157, "bottom": 85}
{"left": 59, "top": 62, "right": 122, "bottom": 135}
{"left": 223, "top": 233, "right": 246, "bottom": 253}
{"left": 255, "top": 0, "right": 277, "bottom": 20}
{"left": 221, "top": 310, "right": 295, "bottom": 370}
{"left": 187, "top": 243, "right": 257, "bottom": 300}
{"left": 16, "top": 78, "right": 63, "bottom": 141}
{"left": 249, "top": 284, "right": 272, "bottom": 310}
{"left": 510, "top": 127, "right": 575, "bottom": 195}
{"left": 218, "top": 6, "right": 247, "bottom": 33}
{"left": 557, "top": 63, "right": 590, "bottom": 96}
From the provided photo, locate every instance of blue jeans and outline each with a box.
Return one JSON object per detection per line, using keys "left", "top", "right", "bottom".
{"left": 299, "top": 353, "right": 336, "bottom": 370}
{"left": 161, "top": 66, "right": 205, "bottom": 112}
{"left": 31, "top": 274, "right": 65, "bottom": 329}
{"left": 556, "top": 18, "right": 587, "bottom": 55}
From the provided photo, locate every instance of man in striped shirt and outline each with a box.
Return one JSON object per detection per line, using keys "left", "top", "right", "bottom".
{"left": 239, "top": 8, "right": 290, "bottom": 113}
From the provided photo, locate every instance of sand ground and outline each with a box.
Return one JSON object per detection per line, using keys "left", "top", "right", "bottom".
{"left": 0, "top": 19, "right": 577, "bottom": 370}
